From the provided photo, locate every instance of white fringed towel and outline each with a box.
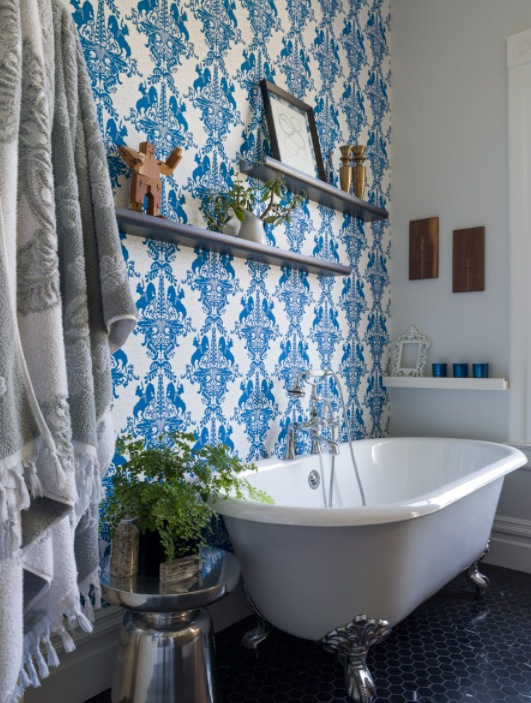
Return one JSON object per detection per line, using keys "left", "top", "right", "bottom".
{"left": 0, "top": 1, "right": 137, "bottom": 701}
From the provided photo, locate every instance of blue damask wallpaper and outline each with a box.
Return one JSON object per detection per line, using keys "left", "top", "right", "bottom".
{"left": 70, "top": 0, "right": 391, "bottom": 547}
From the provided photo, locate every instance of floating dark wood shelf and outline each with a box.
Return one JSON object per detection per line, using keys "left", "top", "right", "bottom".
{"left": 241, "top": 157, "right": 389, "bottom": 222}
{"left": 116, "top": 208, "right": 352, "bottom": 278}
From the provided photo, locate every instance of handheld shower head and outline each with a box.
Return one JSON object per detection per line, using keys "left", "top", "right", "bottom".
{"left": 287, "top": 383, "right": 305, "bottom": 397}
{"left": 287, "top": 371, "right": 307, "bottom": 397}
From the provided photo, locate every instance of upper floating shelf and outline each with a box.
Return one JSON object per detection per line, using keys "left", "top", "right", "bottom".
{"left": 382, "top": 376, "right": 509, "bottom": 391}
{"left": 241, "top": 157, "right": 389, "bottom": 222}
{"left": 116, "top": 208, "right": 352, "bottom": 278}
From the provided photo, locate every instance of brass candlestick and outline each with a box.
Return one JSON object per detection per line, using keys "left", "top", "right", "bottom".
{"left": 352, "top": 145, "right": 366, "bottom": 200}
{"left": 339, "top": 145, "right": 353, "bottom": 193}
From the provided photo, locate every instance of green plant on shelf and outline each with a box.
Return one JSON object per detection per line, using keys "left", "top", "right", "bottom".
{"left": 204, "top": 174, "right": 255, "bottom": 232}
{"left": 258, "top": 175, "right": 306, "bottom": 227}
{"left": 205, "top": 173, "right": 306, "bottom": 232}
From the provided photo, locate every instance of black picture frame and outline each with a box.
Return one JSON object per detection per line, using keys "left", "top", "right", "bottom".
{"left": 260, "top": 79, "right": 327, "bottom": 183}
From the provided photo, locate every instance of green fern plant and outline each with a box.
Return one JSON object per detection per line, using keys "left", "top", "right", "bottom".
{"left": 104, "top": 432, "right": 273, "bottom": 561}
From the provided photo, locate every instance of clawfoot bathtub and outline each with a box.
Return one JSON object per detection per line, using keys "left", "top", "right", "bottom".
{"left": 215, "top": 437, "right": 526, "bottom": 702}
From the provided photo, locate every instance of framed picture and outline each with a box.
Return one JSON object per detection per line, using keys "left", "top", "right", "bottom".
{"left": 390, "top": 326, "right": 430, "bottom": 377}
{"left": 260, "top": 79, "right": 326, "bottom": 182}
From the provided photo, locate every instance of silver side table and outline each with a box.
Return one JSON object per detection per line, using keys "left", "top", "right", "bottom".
{"left": 101, "top": 547, "right": 240, "bottom": 703}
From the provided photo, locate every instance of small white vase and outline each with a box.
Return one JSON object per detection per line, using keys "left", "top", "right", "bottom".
{"left": 222, "top": 214, "right": 241, "bottom": 237}
{"left": 238, "top": 211, "right": 267, "bottom": 245}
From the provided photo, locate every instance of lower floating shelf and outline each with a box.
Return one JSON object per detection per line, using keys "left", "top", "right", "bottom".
{"left": 382, "top": 376, "right": 509, "bottom": 391}
{"left": 116, "top": 208, "right": 351, "bottom": 278}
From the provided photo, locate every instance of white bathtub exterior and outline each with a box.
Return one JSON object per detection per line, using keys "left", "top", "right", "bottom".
{"left": 215, "top": 438, "right": 526, "bottom": 641}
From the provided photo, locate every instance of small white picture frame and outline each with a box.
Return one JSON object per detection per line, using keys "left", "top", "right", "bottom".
{"left": 390, "top": 326, "right": 430, "bottom": 377}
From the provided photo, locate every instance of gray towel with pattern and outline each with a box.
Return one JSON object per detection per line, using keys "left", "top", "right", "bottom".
{"left": 0, "top": 1, "right": 137, "bottom": 700}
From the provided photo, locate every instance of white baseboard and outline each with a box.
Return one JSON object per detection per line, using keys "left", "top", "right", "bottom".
{"left": 25, "top": 584, "right": 250, "bottom": 703}
{"left": 485, "top": 514, "right": 531, "bottom": 574}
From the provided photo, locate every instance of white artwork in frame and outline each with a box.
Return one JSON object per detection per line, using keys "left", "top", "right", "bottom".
{"left": 260, "top": 79, "right": 326, "bottom": 181}
{"left": 269, "top": 97, "right": 317, "bottom": 177}
{"left": 390, "top": 326, "right": 431, "bottom": 377}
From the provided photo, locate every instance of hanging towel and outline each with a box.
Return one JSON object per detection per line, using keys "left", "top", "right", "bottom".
{"left": 0, "top": 1, "right": 137, "bottom": 701}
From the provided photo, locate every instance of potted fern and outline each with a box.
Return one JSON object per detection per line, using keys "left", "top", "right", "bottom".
{"left": 104, "top": 431, "right": 272, "bottom": 582}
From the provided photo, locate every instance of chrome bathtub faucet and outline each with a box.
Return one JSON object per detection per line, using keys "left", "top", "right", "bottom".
{"left": 285, "top": 412, "right": 340, "bottom": 459}
{"left": 285, "top": 370, "right": 340, "bottom": 459}
{"left": 311, "top": 430, "right": 340, "bottom": 456}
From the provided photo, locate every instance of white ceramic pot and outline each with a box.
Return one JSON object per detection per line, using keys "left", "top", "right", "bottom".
{"left": 222, "top": 214, "right": 242, "bottom": 237}
{"left": 238, "top": 211, "right": 267, "bottom": 245}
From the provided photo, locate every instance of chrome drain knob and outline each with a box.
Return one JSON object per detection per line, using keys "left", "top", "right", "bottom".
{"left": 308, "top": 469, "right": 320, "bottom": 489}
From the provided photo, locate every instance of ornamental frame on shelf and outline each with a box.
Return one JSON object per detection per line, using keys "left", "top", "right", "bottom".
{"left": 390, "top": 326, "right": 431, "bottom": 377}
{"left": 260, "top": 79, "right": 326, "bottom": 182}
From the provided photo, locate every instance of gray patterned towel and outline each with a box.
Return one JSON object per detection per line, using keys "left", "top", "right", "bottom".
{"left": 0, "top": 1, "right": 137, "bottom": 700}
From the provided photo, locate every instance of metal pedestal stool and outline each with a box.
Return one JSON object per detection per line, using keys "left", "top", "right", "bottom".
{"left": 101, "top": 547, "right": 240, "bottom": 703}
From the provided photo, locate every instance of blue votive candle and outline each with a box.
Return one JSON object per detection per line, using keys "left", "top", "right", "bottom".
{"left": 472, "top": 363, "right": 489, "bottom": 378}
{"left": 453, "top": 363, "right": 469, "bottom": 378}
{"left": 432, "top": 363, "right": 447, "bottom": 377}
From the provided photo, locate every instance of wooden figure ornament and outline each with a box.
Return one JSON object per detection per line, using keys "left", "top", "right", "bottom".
{"left": 119, "top": 141, "right": 183, "bottom": 218}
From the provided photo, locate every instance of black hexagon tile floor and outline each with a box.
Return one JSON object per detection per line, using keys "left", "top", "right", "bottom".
{"left": 85, "top": 564, "right": 531, "bottom": 702}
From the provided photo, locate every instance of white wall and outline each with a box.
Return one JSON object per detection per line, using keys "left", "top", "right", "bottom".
{"left": 390, "top": 0, "right": 531, "bottom": 571}
{"left": 390, "top": 0, "right": 531, "bottom": 441}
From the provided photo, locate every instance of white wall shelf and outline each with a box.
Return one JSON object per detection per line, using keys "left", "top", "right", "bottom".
{"left": 382, "top": 376, "right": 509, "bottom": 391}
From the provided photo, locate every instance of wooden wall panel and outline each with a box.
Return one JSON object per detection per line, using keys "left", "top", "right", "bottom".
{"left": 452, "top": 226, "right": 485, "bottom": 292}
{"left": 409, "top": 216, "right": 439, "bottom": 279}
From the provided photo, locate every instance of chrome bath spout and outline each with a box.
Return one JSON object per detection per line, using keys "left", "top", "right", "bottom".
{"left": 285, "top": 423, "right": 299, "bottom": 460}
{"left": 311, "top": 433, "right": 340, "bottom": 455}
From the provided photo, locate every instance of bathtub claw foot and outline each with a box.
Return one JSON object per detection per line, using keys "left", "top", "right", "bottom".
{"left": 241, "top": 583, "right": 274, "bottom": 655}
{"left": 241, "top": 618, "right": 274, "bottom": 654}
{"left": 467, "top": 541, "right": 491, "bottom": 596}
{"left": 321, "top": 614, "right": 392, "bottom": 703}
